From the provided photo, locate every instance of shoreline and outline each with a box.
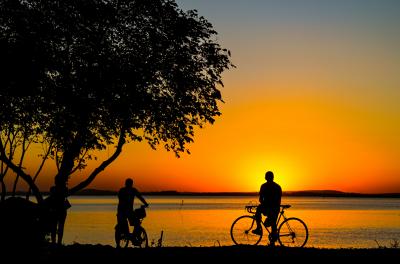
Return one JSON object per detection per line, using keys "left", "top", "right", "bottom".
{"left": 20, "top": 244, "right": 400, "bottom": 263}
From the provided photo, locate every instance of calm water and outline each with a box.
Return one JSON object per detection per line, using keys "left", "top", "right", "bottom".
{"left": 63, "top": 196, "right": 400, "bottom": 248}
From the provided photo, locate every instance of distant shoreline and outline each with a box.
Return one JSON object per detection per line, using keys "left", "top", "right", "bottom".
{"left": 9, "top": 189, "right": 400, "bottom": 198}
{"left": 73, "top": 189, "right": 400, "bottom": 198}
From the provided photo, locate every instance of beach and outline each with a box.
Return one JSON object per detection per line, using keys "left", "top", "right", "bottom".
{"left": 19, "top": 244, "right": 399, "bottom": 264}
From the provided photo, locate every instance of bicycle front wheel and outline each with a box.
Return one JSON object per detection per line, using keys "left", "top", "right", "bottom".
{"left": 126, "top": 226, "right": 148, "bottom": 248}
{"left": 230, "top": 215, "right": 262, "bottom": 245}
{"left": 135, "top": 227, "right": 148, "bottom": 248}
{"left": 278, "top": 217, "right": 308, "bottom": 248}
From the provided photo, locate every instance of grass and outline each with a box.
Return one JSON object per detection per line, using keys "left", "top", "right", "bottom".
{"left": 374, "top": 239, "right": 400, "bottom": 249}
{"left": 4, "top": 243, "right": 396, "bottom": 264}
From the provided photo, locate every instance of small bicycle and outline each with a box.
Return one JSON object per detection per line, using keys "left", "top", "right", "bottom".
{"left": 230, "top": 204, "right": 308, "bottom": 247}
{"left": 115, "top": 205, "right": 148, "bottom": 248}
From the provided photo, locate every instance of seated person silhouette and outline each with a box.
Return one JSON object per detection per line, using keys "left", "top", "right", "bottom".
{"left": 252, "top": 171, "right": 282, "bottom": 245}
{"left": 116, "top": 178, "right": 148, "bottom": 248}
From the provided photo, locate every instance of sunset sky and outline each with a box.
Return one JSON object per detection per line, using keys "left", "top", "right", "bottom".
{"left": 16, "top": 0, "right": 400, "bottom": 194}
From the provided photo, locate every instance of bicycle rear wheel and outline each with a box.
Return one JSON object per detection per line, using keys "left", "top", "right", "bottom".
{"left": 277, "top": 217, "right": 308, "bottom": 248}
{"left": 115, "top": 224, "right": 130, "bottom": 248}
{"left": 121, "top": 234, "right": 130, "bottom": 248}
{"left": 230, "top": 215, "right": 262, "bottom": 245}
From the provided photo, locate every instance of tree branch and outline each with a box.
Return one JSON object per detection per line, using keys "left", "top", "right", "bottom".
{"left": 69, "top": 129, "right": 126, "bottom": 195}
{"left": 12, "top": 135, "right": 31, "bottom": 195}
{"left": 0, "top": 140, "right": 43, "bottom": 203}
{"left": 69, "top": 149, "right": 89, "bottom": 175}
{"left": 33, "top": 140, "right": 53, "bottom": 182}
{"left": 26, "top": 140, "right": 54, "bottom": 199}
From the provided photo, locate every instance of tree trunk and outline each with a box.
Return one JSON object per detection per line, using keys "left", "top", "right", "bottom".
{"left": 54, "top": 138, "right": 84, "bottom": 193}
{"left": 0, "top": 179, "right": 6, "bottom": 202}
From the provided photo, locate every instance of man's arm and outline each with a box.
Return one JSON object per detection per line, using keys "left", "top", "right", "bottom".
{"left": 135, "top": 189, "right": 149, "bottom": 207}
{"left": 258, "top": 185, "right": 264, "bottom": 204}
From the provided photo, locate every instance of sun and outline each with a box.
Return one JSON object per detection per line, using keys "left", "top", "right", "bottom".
{"left": 237, "top": 154, "right": 304, "bottom": 192}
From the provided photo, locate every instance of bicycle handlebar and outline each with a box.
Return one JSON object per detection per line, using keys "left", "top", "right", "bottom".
{"left": 245, "top": 204, "right": 291, "bottom": 213}
{"left": 245, "top": 205, "right": 257, "bottom": 214}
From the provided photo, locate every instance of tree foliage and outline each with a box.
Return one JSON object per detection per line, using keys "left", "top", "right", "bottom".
{"left": 0, "top": 0, "right": 233, "bottom": 201}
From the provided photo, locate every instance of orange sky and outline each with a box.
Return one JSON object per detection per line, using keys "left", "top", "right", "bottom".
{"left": 7, "top": 0, "right": 400, "bottom": 194}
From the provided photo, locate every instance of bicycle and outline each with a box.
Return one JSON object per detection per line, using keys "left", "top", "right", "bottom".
{"left": 115, "top": 205, "right": 148, "bottom": 248}
{"left": 230, "top": 204, "right": 308, "bottom": 247}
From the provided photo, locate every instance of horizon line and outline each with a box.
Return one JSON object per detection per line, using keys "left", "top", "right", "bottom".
{"left": 9, "top": 189, "right": 400, "bottom": 197}
{"left": 73, "top": 189, "right": 400, "bottom": 196}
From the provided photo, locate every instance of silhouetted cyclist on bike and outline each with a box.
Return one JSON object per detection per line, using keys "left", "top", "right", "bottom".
{"left": 252, "top": 171, "right": 282, "bottom": 245}
{"left": 116, "top": 178, "right": 149, "bottom": 248}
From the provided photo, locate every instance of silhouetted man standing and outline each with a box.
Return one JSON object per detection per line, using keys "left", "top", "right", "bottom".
{"left": 252, "top": 171, "right": 282, "bottom": 245}
{"left": 43, "top": 177, "right": 70, "bottom": 247}
{"left": 115, "top": 178, "right": 148, "bottom": 248}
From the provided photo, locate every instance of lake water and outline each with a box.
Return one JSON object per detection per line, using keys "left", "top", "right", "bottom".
{"left": 63, "top": 196, "right": 400, "bottom": 248}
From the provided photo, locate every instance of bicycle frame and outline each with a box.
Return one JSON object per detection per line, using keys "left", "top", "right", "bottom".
{"left": 248, "top": 205, "right": 289, "bottom": 235}
{"left": 273, "top": 207, "right": 288, "bottom": 229}
{"left": 258, "top": 207, "right": 287, "bottom": 234}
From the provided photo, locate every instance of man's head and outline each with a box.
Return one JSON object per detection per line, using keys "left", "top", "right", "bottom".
{"left": 265, "top": 171, "right": 274, "bottom": 182}
{"left": 125, "top": 178, "right": 134, "bottom": 188}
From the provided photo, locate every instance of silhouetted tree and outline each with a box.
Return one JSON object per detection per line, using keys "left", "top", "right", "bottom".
{"left": 0, "top": 0, "right": 233, "bottom": 205}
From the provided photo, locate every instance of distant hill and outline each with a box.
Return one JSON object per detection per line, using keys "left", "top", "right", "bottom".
{"left": 71, "top": 189, "right": 400, "bottom": 198}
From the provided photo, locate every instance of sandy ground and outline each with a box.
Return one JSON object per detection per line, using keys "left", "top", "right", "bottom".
{"left": 5, "top": 243, "right": 399, "bottom": 264}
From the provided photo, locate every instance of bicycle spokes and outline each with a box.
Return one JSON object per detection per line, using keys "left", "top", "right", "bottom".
{"left": 278, "top": 218, "right": 308, "bottom": 248}
{"left": 231, "top": 216, "right": 263, "bottom": 246}
{"left": 132, "top": 227, "right": 148, "bottom": 248}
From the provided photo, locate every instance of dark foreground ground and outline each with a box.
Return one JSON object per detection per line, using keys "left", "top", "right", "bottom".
{"left": 4, "top": 244, "right": 400, "bottom": 264}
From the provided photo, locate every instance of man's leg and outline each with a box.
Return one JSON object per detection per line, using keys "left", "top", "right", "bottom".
{"left": 48, "top": 213, "right": 57, "bottom": 245}
{"left": 252, "top": 205, "right": 264, "bottom": 235}
{"left": 57, "top": 210, "right": 67, "bottom": 246}
{"left": 51, "top": 227, "right": 56, "bottom": 245}
{"left": 268, "top": 210, "right": 279, "bottom": 246}
{"left": 115, "top": 216, "right": 122, "bottom": 248}
{"left": 116, "top": 214, "right": 128, "bottom": 248}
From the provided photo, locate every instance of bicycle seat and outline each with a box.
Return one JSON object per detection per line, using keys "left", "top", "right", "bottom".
{"left": 281, "top": 205, "right": 291, "bottom": 209}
